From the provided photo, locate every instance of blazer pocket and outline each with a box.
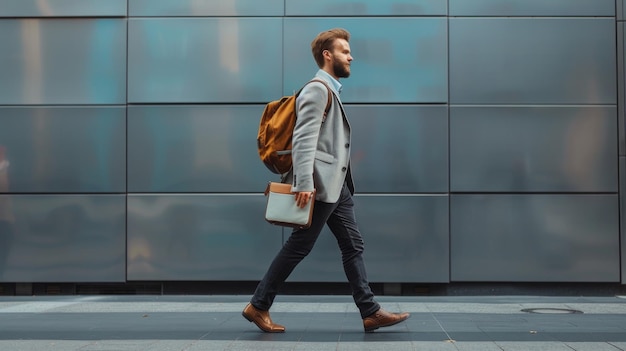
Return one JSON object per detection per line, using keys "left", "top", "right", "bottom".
{"left": 315, "top": 151, "right": 335, "bottom": 164}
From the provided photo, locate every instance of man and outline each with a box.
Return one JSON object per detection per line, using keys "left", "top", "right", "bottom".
{"left": 243, "top": 28, "right": 410, "bottom": 333}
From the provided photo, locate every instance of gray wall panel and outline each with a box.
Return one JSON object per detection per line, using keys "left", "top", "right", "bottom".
{"left": 449, "top": 18, "right": 616, "bottom": 104}
{"left": 127, "top": 195, "right": 281, "bottom": 281}
{"left": 622, "top": 158, "right": 626, "bottom": 284}
{"left": 449, "top": 0, "right": 615, "bottom": 17}
{"left": 286, "top": 0, "right": 446, "bottom": 16}
{"left": 284, "top": 18, "right": 447, "bottom": 103}
{"left": 450, "top": 106, "right": 618, "bottom": 193}
{"left": 288, "top": 195, "right": 449, "bottom": 283}
{"left": 0, "top": 0, "right": 127, "bottom": 17}
{"left": 349, "top": 105, "right": 448, "bottom": 193}
{"left": 129, "top": 0, "right": 284, "bottom": 17}
{"left": 450, "top": 195, "right": 620, "bottom": 282}
{"left": 0, "top": 195, "right": 126, "bottom": 282}
{"left": 127, "top": 105, "right": 268, "bottom": 193}
{"left": 0, "top": 107, "right": 126, "bottom": 193}
{"left": 0, "top": 19, "right": 127, "bottom": 105}
{"left": 617, "top": 22, "right": 626, "bottom": 155}
{"left": 128, "top": 18, "right": 282, "bottom": 103}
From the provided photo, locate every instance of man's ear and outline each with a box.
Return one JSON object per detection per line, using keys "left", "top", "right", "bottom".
{"left": 323, "top": 49, "right": 332, "bottom": 61}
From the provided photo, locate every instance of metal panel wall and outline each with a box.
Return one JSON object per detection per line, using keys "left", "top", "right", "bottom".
{"left": 128, "top": 18, "right": 283, "bottom": 103}
{"left": 127, "top": 105, "right": 268, "bottom": 193}
{"left": 286, "top": 0, "right": 447, "bottom": 16}
{"left": 283, "top": 18, "right": 448, "bottom": 103}
{"left": 449, "top": 18, "right": 616, "bottom": 104}
{"left": 129, "top": 0, "right": 284, "bottom": 17}
{"left": 127, "top": 195, "right": 281, "bottom": 281}
{"left": 617, "top": 22, "right": 626, "bottom": 156}
{"left": 0, "top": 0, "right": 127, "bottom": 17}
{"left": 0, "top": 107, "right": 126, "bottom": 193}
{"left": 618, "top": 16, "right": 626, "bottom": 283}
{"left": 450, "top": 195, "right": 620, "bottom": 282}
{"left": 448, "top": 8, "right": 620, "bottom": 283}
{"left": 288, "top": 195, "right": 449, "bottom": 283}
{"left": 0, "top": 19, "right": 127, "bottom": 105}
{"left": 450, "top": 106, "right": 618, "bottom": 192}
{"left": 0, "top": 195, "right": 126, "bottom": 282}
{"left": 449, "top": 0, "right": 615, "bottom": 16}
{"left": 0, "top": 0, "right": 622, "bottom": 286}
{"left": 621, "top": 158, "right": 626, "bottom": 284}
{"left": 348, "top": 105, "right": 448, "bottom": 193}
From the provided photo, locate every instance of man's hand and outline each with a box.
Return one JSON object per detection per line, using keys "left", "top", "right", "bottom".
{"left": 294, "top": 191, "right": 314, "bottom": 208}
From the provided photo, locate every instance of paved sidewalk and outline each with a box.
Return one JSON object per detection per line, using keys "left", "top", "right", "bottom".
{"left": 0, "top": 295, "right": 625, "bottom": 350}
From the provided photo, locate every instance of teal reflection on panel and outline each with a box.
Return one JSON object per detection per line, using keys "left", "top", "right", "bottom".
{"left": 0, "top": 107, "right": 126, "bottom": 193}
{"left": 0, "top": 195, "right": 126, "bottom": 283}
{"left": 0, "top": 19, "right": 127, "bottom": 105}
{"left": 450, "top": 18, "right": 616, "bottom": 104}
{"left": 127, "top": 105, "right": 269, "bottom": 193}
{"left": 450, "top": 106, "right": 618, "bottom": 192}
{"left": 0, "top": 0, "right": 127, "bottom": 17}
{"left": 288, "top": 195, "right": 449, "bottom": 283}
{"left": 449, "top": 0, "right": 614, "bottom": 16}
{"left": 450, "top": 194, "right": 619, "bottom": 282}
{"left": 286, "top": 0, "right": 446, "bottom": 16}
{"left": 127, "top": 195, "right": 281, "bottom": 281}
{"left": 284, "top": 18, "right": 447, "bottom": 103}
{"left": 129, "top": 0, "right": 283, "bottom": 16}
{"left": 128, "top": 18, "right": 282, "bottom": 103}
{"left": 348, "top": 105, "right": 448, "bottom": 193}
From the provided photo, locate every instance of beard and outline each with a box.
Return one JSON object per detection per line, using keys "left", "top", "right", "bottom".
{"left": 332, "top": 60, "right": 350, "bottom": 78}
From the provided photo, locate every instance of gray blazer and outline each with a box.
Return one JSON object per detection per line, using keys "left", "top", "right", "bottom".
{"left": 286, "top": 72, "right": 355, "bottom": 203}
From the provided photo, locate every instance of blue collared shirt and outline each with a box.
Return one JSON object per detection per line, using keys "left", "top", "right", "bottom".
{"left": 316, "top": 69, "right": 342, "bottom": 95}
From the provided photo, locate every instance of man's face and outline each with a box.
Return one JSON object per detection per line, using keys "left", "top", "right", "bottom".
{"left": 328, "top": 39, "right": 353, "bottom": 79}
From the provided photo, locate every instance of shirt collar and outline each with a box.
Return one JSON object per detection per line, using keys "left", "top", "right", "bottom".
{"left": 315, "top": 69, "right": 342, "bottom": 95}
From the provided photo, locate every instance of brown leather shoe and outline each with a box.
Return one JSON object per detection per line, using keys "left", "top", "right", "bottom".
{"left": 242, "top": 303, "right": 285, "bottom": 333}
{"left": 363, "top": 308, "right": 410, "bottom": 332}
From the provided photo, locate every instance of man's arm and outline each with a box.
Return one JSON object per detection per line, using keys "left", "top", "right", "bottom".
{"left": 291, "top": 82, "right": 330, "bottom": 202}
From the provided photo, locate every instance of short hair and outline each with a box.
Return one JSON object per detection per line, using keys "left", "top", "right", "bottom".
{"left": 311, "top": 28, "right": 351, "bottom": 68}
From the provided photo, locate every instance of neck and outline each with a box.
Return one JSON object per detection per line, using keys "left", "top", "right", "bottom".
{"left": 322, "top": 67, "right": 339, "bottom": 81}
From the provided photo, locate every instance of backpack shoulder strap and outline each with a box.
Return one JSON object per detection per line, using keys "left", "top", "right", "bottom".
{"left": 301, "top": 79, "right": 333, "bottom": 120}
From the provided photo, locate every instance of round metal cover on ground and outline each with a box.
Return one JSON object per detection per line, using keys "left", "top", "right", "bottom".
{"left": 521, "top": 308, "right": 583, "bottom": 314}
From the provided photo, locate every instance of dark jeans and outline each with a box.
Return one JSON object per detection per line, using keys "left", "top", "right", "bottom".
{"left": 251, "top": 183, "right": 380, "bottom": 319}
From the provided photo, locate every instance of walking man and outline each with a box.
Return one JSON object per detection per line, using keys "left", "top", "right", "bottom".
{"left": 243, "top": 28, "right": 410, "bottom": 333}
